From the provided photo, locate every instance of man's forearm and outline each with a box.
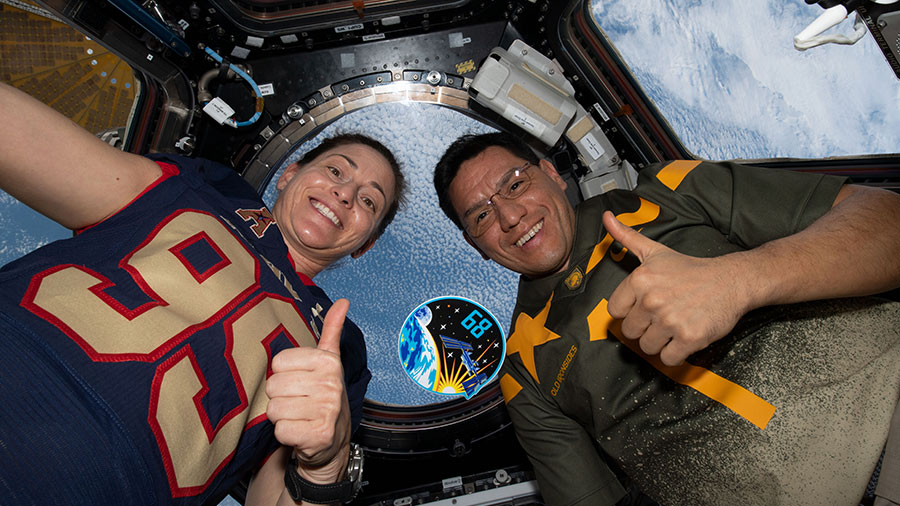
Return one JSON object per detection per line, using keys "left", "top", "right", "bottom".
{"left": 605, "top": 183, "right": 900, "bottom": 366}
{"left": 732, "top": 184, "right": 900, "bottom": 312}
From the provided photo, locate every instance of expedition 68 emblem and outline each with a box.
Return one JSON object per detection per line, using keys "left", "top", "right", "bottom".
{"left": 398, "top": 297, "right": 505, "bottom": 399}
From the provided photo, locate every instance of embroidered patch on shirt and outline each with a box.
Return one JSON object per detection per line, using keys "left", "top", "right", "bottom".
{"left": 564, "top": 267, "right": 584, "bottom": 291}
{"left": 236, "top": 207, "right": 276, "bottom": 238}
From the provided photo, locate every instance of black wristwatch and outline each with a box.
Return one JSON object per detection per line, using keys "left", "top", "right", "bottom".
{"left": 284, "top": 443, "right": 364, "bottom": 504}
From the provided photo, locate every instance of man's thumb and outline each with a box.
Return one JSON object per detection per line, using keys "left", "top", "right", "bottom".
{"left": 602, "top": 210, "right": 655, "bottom": 262}
{"left": 317, "top": 298, "right": 349, "bottom": 354}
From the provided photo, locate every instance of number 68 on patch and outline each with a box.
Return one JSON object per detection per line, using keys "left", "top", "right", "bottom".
{"left": 398, "top": 296, "right": 505, "bottom": 399}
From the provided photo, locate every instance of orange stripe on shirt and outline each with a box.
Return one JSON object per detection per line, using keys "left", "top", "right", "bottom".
{"left": 500, "top": 373, "right": 523, "bottom": 403}
{"left": 657, "top": 160, "right": 701, "bottom": 190}
{"left": 608, "top": 318, "right": 776, "bottom": 430}
{"left": 587, "top": 198, "right": 660, "bottom": 273}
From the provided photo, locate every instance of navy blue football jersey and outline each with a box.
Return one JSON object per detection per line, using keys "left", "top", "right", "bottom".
{"left": 0, "top": 155, "right": 371, "bottom": 505}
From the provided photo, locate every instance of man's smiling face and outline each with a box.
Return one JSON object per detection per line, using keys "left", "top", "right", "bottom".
{"left": 448, "top": 146, "right": 576, "bottom": 279}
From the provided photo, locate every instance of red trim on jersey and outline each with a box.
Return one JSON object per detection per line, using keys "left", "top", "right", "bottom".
{"left": 296, "top": 271, "right": 316, "bottom": 286}
{"left": 149, "top": 346, "right": 238, "bottom": 497}
{"left": 21, "top": 209, "right": 262, "bottom": 363}
{"left": 75, "top": 160, "right": 180, "bottom": 234}
{"left": 147, "top": 292, "right": 318, "bottom": 497}
{"left": 256, "top": 448, "right": 278, "bottom": 470}
{"left": 169, "top": 231, "right": 233, "bottom": 284}
{"left": 284, "top": 254, "right": 317, "bottom": 286}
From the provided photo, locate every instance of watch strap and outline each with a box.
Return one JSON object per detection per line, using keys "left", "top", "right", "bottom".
{"left": 283, "top": 443, "right": 363, "bottom": 504}
{"left": 284, "top": 460, "right": 355, "bottom": 504}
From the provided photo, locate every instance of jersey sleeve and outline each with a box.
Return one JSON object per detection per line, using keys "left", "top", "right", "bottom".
{"left": 145, "top": 154, "right": 260, "bottom": 201}
{"left": 635, "top": 161, "right": 846, "bottom": 249}
{"left": 340, "top": 321, "right": 372, "bottom": 434}
{"left": 503, "top": 365, "right": 626, "bottom": 506}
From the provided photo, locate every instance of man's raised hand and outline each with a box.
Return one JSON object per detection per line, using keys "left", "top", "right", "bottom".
{"left": 602, "top": 211, "right": 749, "bottom": 366}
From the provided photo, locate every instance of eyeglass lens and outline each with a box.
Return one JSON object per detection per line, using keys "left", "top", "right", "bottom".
{"left": 466, "top": 164, "right": 532, "bottom": 237}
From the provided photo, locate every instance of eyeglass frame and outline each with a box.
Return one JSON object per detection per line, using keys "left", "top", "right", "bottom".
{"left": 462, "top": 162, "right": 536, "bottom": 238}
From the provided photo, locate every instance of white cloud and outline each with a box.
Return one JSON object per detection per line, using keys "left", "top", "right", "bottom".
{"left": 265, "top": 103, "right": 518, "bottom": 405}
{"left": 593, "top": 0, "right": 900, "bottom": 158}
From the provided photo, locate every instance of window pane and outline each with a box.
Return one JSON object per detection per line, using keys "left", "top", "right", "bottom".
{"left": 263, "top": 103, "right": 518, "bottom": 407}
{"left": 591, "top": 0, "right": 900, "bottom": 160}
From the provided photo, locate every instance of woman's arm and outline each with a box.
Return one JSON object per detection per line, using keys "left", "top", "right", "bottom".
{"left": 245, "top": 446, "right": 349, "bottom": 506}
{"left": 0, "top": 82, "right": 161, "bottom": 229}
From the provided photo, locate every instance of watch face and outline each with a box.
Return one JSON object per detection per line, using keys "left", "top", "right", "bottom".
{"left": 398, "top": 296, "right": 505, "bottom": 399}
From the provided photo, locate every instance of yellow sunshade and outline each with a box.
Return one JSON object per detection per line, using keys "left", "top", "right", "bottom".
{"left": 1, "top": 2, "right": 135, "bottom": 135}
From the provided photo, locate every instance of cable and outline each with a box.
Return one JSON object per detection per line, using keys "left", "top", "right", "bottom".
{"left": 201, "top": 45, "right": 264, "bottom": 128}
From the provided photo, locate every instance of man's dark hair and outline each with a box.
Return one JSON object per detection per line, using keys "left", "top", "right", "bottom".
{"left": 300, "top": 133, "right": 407, "bottom": 240}
{"left": 433, "top": 132, "right": 540, "bottom": 230}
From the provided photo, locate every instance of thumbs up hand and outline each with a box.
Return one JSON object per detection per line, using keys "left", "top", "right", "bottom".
{"left": 266, "top": 298, "right": 351, "bottom": 479}
{"left": 603, "top": 211, "right": 748, "bottom": 366}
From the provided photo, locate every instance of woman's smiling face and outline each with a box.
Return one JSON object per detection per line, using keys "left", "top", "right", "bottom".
{"left": 272, "top": 142, "right": 396, "bottom": 276}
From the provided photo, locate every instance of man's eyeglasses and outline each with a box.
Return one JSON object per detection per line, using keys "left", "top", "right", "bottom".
{"left": 463, "top": 163, "right": 534, "bottom": 238}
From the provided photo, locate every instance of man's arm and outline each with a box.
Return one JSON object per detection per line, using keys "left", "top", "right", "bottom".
{"left": 0, "top": 82, "right": 161, "bottom": 229}
{"left": 605, "top": 183, "right": 900, "bottom": 366}
{"left": 740, "top": 184, "right": 900, "bottom": 303}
